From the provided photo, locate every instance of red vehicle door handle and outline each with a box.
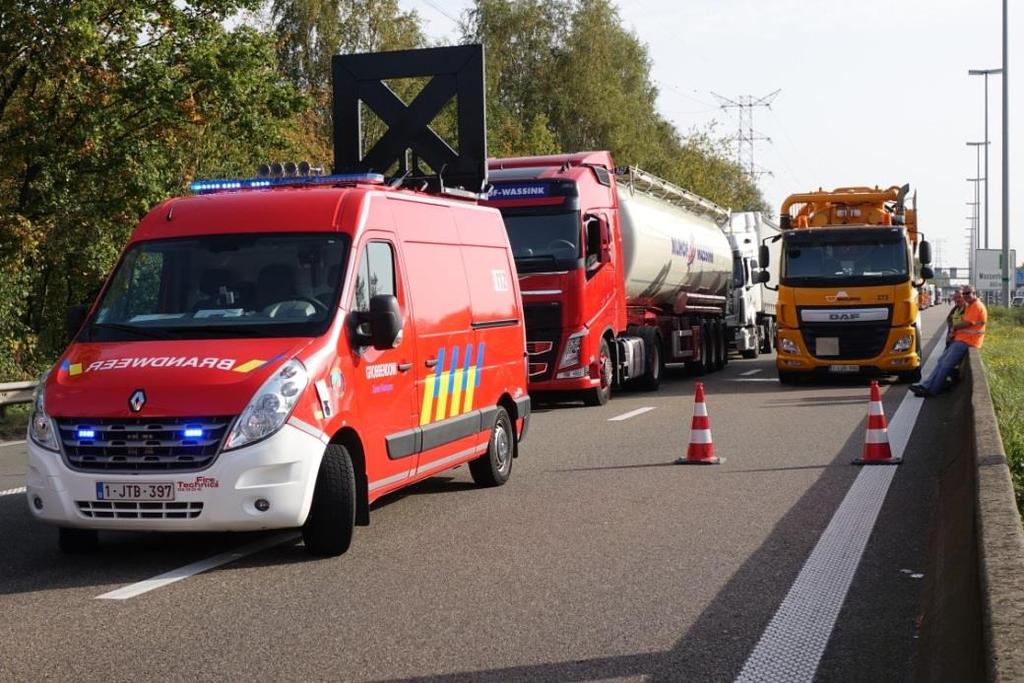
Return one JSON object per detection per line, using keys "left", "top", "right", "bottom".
{"left": 398, "top": 362, "right": 413, "bottom": 372}
{"left": 425, "top": 358, "right": 438, "bottom": 368}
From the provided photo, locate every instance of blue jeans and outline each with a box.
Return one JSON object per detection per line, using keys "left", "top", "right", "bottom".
{"left": 919, "top": 341, "right": 970, "bottom": 394}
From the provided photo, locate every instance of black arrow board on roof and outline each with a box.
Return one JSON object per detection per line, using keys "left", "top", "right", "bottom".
{"left": 332, "top": 44, "right": 487, "bottom": 193}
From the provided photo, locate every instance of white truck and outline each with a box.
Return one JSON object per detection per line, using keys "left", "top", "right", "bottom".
{"left": 724, "top": 211, "right": 780, "bottom": 359}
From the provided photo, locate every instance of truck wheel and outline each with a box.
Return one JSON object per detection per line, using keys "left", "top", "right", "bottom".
{"left": 58, "top": 527, "right": 98, "bottom": 554}
{"left": 637, "top": 327, "right": 662, "bottom": 390}
{"left": 688, "top": 323, "right": 709, "bottom": 376}
{"left": 778, "top": 370, "right": 798, "bottom": 385}
{"left": 898, "top": 368, "right": 922, "bottom": 383}
{"left": 469, "top": 407, "right": 513, "bottom": 487}
{"left": 582, "top": 338, "right": 613, "bottom": 406}
{"left": 302, "top": 444, "right": 356, "bottom": 557}
{"left": 715, "top": 320, "right": 727, "bottom": 370}
{"left": 741, "top": 345, "right": 759, "bottom": 360}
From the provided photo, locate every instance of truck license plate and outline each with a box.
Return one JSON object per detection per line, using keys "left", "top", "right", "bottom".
{"left": 96, "top": 482, "right": 175, "bottom": 501}
{"left": 828, "top": 365, "right": 859, "bottom": 374}
{"left": 815, "top": 337, "right": 839, "bottom": 356}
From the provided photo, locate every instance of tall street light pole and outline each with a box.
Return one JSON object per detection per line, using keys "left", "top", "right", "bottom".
{"left": 967, "top": 140, "right": 985, "bottom": 291}
{"left": 968, "top": 68, "right": 1002, "bottom": 249}
{"left": 1000, "top": 0, "right": 1010, "bottom": 306}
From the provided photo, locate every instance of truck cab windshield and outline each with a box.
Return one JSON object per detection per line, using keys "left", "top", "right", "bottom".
{"left": 499, "top": 210, "right": 581, "bottom": 272}
{"left": 782, "top": 236, "right": 908, "bottom": 286}
{"left": 85, "top": 233, "right": 348, "bottom": 341}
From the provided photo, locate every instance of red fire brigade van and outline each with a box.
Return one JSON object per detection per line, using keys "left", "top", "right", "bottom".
{"left": 25, "top": 45, "right": 529, "bottom": 557}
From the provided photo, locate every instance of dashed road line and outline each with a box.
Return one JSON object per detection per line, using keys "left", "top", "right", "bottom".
{"left": 734, "top": 328, "right": 942, "bottom": 682}
{"left": 96, "top": 532, "right": 299, "bottom": 600}
{"left": 0, "top": 486, "right": 26, "bottom": 497}
{"left": 608, "top": 406, "right": 656, "bottom": 422}
{"left": 727, "top": 378, "right": 778, "bottom": 382}
{"left": 740, "top": 369, "right": 763, "bottom": 376}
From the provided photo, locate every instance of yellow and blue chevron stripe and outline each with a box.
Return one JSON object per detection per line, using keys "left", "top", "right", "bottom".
{"left": 420, "top": 342, "right": 486, "bottom": 426}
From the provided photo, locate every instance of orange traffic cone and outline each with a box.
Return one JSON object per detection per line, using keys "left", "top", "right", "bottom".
{"left": 675, "top": 382, "right": 721, "bottom": 465}
{"left": 854, "top": 380, "right": 901, "bottom": 465}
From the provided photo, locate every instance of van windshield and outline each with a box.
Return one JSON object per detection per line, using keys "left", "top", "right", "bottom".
{"left": 84, "top": 233, "right": 348, "bottom": 341}
{"left": 499, "top": 210, "right": 581, "bottom": 272}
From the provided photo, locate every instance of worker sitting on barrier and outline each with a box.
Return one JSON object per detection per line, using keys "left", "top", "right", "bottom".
{"left": 911, "top": 285, "right": 986, "bottom": 398}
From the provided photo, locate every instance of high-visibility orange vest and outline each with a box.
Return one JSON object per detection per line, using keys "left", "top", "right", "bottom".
{"left": 953, "top": 300, "right": 987, "bottom": 348}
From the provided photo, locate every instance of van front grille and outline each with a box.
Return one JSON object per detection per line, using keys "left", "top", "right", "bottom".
{"left": 57, "top": 417, "right": 232, "bottom": 473}
{"left": 76, "top": 500, "right": 204, "bottom": 519}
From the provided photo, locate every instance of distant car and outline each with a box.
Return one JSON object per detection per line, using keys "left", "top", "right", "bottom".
{"left": 1012, "top": 296, "right": 1024, "bottom": 308}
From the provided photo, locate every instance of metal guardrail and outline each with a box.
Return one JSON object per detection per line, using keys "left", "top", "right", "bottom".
{"left": 0, "top": 381, "right": 36, "bottom": 413}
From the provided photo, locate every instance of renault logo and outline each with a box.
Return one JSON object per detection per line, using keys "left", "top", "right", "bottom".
{"left": 129, "top": 389, "right": 146, "bottom": 413}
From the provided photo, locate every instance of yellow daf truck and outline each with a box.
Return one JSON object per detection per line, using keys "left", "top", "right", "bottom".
{"left": 759, "top": 184, "right": 933, "bottom": 384}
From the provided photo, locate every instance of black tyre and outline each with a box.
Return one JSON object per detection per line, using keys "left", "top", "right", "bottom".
{"left": 58, "top": 527, "right": 98, "bottom": 554}
{"left": 778, "top": 370, "right": 798, "bottom": 385}
{"left": 637, "top": 327, "right": 662, "bottom": 391}
{"left": 715, "top": 320, "right": 727, "bottom": 370}
{"left": 898, "top": 368, "right": 922, "bottom": 383}
{"left": 469, "top": 407, "right": 514, "bottom": 487}
{"left": 302, "top": 444, "right": 356, "bottom": 557}
{"left": 741, "top": 346, "right": 759, "bottom": 360}
{"left": 758, "top": 321, "right": 771, "bottom": 354}
{"left": 582, "top": 337, "right": 613, "bottom": 406}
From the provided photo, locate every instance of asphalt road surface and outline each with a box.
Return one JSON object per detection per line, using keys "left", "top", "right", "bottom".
{"left": 1, "top": 307, "right": 968, "bottom": 681}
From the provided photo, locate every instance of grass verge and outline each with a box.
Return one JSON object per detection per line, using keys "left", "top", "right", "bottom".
{"left": 0, "top": 402, "right": 30, "bottom": 442}
{"left": 980, "top": 305, "right": 1024, "bottom": 518}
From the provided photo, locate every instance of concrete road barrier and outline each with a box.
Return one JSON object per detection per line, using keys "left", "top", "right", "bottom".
{"left": 969, "top": 350, "right": 1024, "bottom": 681}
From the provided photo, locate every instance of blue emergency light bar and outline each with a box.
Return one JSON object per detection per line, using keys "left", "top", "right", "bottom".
{"left": 183, "top": 427, "right": 204, "bottom": 439}
{"left": 190, "top": 173, "right": 386, "bottom": 195}
{"left": 77, "top": 428, "right": 96, "bottom": 440}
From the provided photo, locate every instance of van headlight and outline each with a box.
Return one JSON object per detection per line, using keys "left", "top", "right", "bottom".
{"left": 224, "top": 359, "right": 308, "bottom": 450}
{"left": 29, "top": 368, "right": 60, "bottom": 452}
{"left": 559, "top": 330, "right": 586, "bottom": 369}
{"left": 779, "top": 337, "right": 799, "bottom": 354}
{"left": 891, "top": 334, "right": 913, "bottom": 353}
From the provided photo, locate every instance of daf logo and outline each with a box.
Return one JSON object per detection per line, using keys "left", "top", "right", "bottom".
{"left": 829, "top": 312, "right": 861, "bottom": 321}
{"left": 129, "top": 389, "right": 146, "bottom": 413}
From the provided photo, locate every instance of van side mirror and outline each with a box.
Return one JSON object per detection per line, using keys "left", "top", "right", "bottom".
{"left": 919, "top": 240, "right": 932, "bottom": 265}
{"left": 351, "top": 295, "right": 403, "bottom": 349}
{"left": 66, "top": 304, "right": 89, "bottom": 340}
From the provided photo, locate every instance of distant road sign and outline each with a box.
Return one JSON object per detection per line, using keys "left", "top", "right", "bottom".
{"left": 976, "top": 249, "right": 1016, "bottom": 293}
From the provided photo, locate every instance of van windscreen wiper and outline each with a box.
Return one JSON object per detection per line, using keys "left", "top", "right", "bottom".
{"left": 88, "top": 323, "right": 180, "bottom": 340}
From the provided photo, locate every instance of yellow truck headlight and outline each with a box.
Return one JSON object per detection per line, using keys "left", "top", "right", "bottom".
{"left": 891, "top": 335, "right": 913, "bottom": 353}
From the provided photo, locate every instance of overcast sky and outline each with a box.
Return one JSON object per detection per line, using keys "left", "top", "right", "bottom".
{"left": 399, "top": 0, "right": 1021, "bottom": 273}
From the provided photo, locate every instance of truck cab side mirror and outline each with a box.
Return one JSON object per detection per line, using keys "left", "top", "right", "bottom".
{"left": 919, "top": 240, "right": 932, "bottom": 265}
{"left": 920, "top": 265, "right": 934, "bottom": 280}
{"left": 585, "top": 215, "right": 611, "bottom": 267}
{"left": 757, "top": 269, "right": 771, "bottom": 284}
{"left": 351, "top": 295, "right": 403, "bottom": 350}
{"left": 759, "top": 244, "right": 770, "bottom": 269}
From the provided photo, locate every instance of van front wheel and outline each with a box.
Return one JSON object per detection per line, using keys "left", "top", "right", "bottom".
{"left": 470, "top": 407, "right": 513, "bottom": 487}
{"left": 302, "top": 444, "right": 356, "bottom": 557}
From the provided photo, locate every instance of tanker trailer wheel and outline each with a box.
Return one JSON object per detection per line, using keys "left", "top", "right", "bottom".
{"left": 715, "top": 320, "right": 728, "bottom": 370}
{"left": 637, "top": 327, "right": 662, "bottom": 391}
{"left": 688, "top": 322, "right": 710, "bottom": 376}
{"left": 583, "top": 338, "right": 613, "bottom": 406}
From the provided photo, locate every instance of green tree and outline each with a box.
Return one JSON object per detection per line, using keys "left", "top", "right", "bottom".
{"left": 0, "top": 1, "right": 306, "bottom": 378}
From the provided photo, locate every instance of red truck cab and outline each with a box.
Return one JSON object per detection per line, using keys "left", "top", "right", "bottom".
{"left": 484, "top": 152, "right": 625, "bottom": 405}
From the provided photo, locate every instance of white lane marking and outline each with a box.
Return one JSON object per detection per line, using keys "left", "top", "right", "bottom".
{"left": 726, "top": 378, "right": 779, "bottom": 382}
{"left": 735, "top": 329, "right": 942, "bottom": 682}
{"left": 0, "top": 486, "right": 26, "bottom": 497}
{"left": 607, "top": 406, "right": 656, "bottom": 422}
{"left": 740, "top": 369, "right": 763, "bottom": 376}
{"left": 96, "top": 532, "right": 298, "bottom": 600}
{"left": 0, "top": 439, "right": 27, "bottom": 448}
